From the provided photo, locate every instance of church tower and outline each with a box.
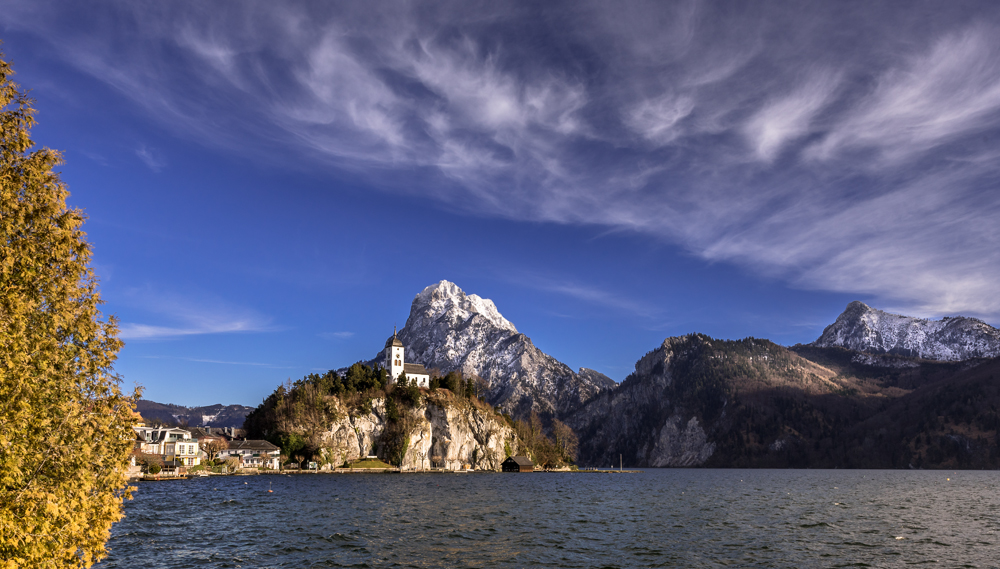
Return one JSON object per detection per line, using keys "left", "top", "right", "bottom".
{"left": 384, "top": 327, "right": 405, "bottom": 381}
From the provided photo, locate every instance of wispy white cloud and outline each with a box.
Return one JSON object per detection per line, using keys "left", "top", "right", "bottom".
{"left": 509, "top": 272, "right": 653, "bottom": 318}
{"left": 117, "top": 289, "right": 274, "bottom": 340}
{"left": 744, "top": 71, "right": 839, "bottom": 162}
{"left": 625, "top": 93, "right": 695, "bottom": 146}
{"left": 320, "top": 331, "right": 355, "bottom": 340}
{"left": 808, "top": 26, "right": 1000, "bottom": 164}
{"left": 10, "top": 1, "right": 1000, "bottom": 319}
{"left": 135, "top": 145, "right": 166, "bottom": 172}
{"left": 119, "top": 320, "right": 262, "bottom": 340}
{"left": 141, "top": 355, "right": 295, "bottom": 368}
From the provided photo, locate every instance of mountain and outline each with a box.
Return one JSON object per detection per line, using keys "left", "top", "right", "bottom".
{"left": 388, "top": 280, "right": 614, "bottom": 418}
{"left": 566, "top": 334, "right": 1000, "bottom": 469}
{"left": 136, "top": 399, "right": 252, "bottom": 428}
{"left": 812, "top": 301, "right": 1000, "bottom": 361}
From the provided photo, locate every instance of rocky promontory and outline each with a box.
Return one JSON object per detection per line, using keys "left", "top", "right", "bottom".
{"left": 318, "top": 391, "right": 519, "bottom": 471}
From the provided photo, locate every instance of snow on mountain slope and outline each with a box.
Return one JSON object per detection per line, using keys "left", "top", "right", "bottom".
{"left": 812, "top": 301, "right": 1000, "bottom": 361}
{"left": 388, "top": 281, "right": 613, "bottom": 418}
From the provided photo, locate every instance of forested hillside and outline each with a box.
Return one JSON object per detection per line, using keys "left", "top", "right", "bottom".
{"left": 568, "top": 334, "right": 1000, "bottom": 469}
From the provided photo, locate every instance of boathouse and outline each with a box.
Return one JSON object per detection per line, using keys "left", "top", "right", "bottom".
{"left": 502, "top": 455, "right": 534, "bottom": 472}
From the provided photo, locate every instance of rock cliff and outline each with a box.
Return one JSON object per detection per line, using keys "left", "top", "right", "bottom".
{"left": 318, "top": 391, "right": 519, "bottom": 471}
{"left": 813, "top": 301, "right": 1000, "bottom": 361}
{"left": 566, "top": 335, "right": 720, "bottom": 467}
{"left": 386, "top": 281, "right": 614, "bottom": 418}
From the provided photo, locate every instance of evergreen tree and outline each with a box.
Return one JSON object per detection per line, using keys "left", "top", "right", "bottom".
{"left": 0, "top": 52, "right": 137, "bottom": 568}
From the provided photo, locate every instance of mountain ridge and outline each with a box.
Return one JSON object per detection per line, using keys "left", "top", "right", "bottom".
{"left": 812, "top": 301, "right": 1000, "bottom": 361}
{"left": 135, "top": 399, "right": 252, "bottom": 428}
{"left": 567, "top": 333, "right": 1000, "bottom": 468}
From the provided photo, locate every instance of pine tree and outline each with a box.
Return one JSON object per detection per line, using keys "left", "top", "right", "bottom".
{"left": 0, "top": 51, "right": 138, "bottom": 568}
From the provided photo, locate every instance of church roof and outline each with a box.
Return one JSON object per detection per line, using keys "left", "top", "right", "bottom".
{"left": 403, "top": 363, "right": 429, "bottom": 376}
{"left": 385, "top": 335, "right": 404, "bottom": 348}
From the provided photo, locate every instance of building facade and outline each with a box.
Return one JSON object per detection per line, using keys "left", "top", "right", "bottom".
{"left": 384, "top": 328, "right": 430, "bottom": 387}
{"left": 133, "top": 425, "right": 201, "bottom": 467}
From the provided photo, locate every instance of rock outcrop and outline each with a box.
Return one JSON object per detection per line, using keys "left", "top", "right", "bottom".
{"left": 318, "top": 391, "right": 519, "bottom": 471}
{"left": 385, "top": 280, "right": 614, "bottom": 418}
{"left": 566, "top": 335, "right": 719, "bottom": 467}
{"left": 813, "top": 301, "right": 1000, "bottom": 361}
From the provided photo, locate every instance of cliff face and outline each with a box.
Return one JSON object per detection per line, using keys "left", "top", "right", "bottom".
{"left": 566, "top": 335, "right": 721, "bottom": 467}
{"left": 387, "top": 281, "right": 613, "bottom": 418}
{"left": 813, "top": 301, "right": 1000, "bottom": 361}
{"left": 318, "top": 392, "right": 519, "bottom": 471}
{"left": 567, "top": 334, "right": 864, "bottom": 468}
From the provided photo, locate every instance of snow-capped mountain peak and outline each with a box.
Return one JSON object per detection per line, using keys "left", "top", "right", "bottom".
{"left": 812, "top": 301, "right": 1000, "bottom": 361}
{"left": 390, "top": 280, "right": 611, "bottom": 417}
{"left": 410, "top": 281, "right": 517, "bottom": 334}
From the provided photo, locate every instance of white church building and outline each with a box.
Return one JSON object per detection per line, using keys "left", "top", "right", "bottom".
{"left": 384, "top": 329, "right": 430, "bottom": 388}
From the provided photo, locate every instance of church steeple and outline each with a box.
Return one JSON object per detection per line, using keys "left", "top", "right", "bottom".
{"left": 384, "top": 327, "right": 404, "bottom": 381}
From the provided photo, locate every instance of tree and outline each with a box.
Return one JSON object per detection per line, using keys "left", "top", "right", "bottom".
{"left": 0, "top": 51, "right": 138, "bottom": 568}
{"left": 201, "top": 439, "right": 227, "bottom": 463}
{"left": 551, "top": 419, "right": 579, "bottom": 464}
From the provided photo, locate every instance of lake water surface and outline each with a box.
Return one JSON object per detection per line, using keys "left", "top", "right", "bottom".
{"left": 96, "top": 469, "right": 1000, "bottom": 568}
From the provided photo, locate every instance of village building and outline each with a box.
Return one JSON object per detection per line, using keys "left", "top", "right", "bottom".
{"left": 384, "top": 328, "right": 430, "bottom": 387}
{"left": 502, "top": 455, "right": 534, "bottom": 472}
{"left": 220, "top": 439, "right": 281, "bottom": 470}
{"left": 133, "top": 425, "right": 201, "bottom": 467}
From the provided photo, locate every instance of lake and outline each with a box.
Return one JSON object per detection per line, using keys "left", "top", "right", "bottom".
{"left": 96, "top": 469, "right": 1000, "bottom": 568}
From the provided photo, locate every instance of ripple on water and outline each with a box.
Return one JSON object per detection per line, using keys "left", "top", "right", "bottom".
{"left": 96, "top": 470, "right": 1000, "bottom": 569}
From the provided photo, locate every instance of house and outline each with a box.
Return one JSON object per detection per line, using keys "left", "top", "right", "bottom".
{"left": 384, "top": 328, "right": 430, "bottom": 387}
{"left": 502, "top": 456, "right": 534, "bottom": 472}
{"left": 220, "top": 439, "right": 281, "bottom": 470}
{"left": 133, "top": 426, "right": 201, "bottom": 467}
{"left": 188, "top": 428, "right": 228, "bottom": 462}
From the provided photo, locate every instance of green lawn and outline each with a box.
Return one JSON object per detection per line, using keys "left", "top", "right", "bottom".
{"left": 344, "top": 458, "right": 394, "bottom": 469}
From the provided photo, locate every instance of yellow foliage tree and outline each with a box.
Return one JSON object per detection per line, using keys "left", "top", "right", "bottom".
{"left": 0, "top": 51, "right": 138, "bottom": 567}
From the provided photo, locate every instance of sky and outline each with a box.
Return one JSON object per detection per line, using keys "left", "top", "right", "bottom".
{"left": 2, "top": 1, "right": 1000, "bottom": 407}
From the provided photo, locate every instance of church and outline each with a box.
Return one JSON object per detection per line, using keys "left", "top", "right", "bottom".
{"left": 384, "top": 329, "right": 430, "bottom": 388}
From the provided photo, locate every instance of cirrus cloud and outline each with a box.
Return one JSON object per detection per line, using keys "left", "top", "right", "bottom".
{"left": 6, "top": 0, "right": 1000, "bottom": 319}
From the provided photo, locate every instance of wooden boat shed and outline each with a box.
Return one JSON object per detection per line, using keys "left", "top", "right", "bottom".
{"left": 502, "top": 455, "right": 534, "bottom": 472}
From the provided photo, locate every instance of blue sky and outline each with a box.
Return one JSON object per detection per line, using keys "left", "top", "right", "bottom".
{"left": 3, "top": 1, "right": 999, "bottom": 407}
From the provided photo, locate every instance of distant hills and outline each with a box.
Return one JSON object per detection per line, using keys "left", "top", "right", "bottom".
{"left": 135, "top": 400, "right": 252, "bottom": 428}
{"left": 144, "top": 284, "right": 1000, "bottom": 469}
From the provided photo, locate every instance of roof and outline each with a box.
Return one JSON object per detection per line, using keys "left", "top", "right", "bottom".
{"left": 227, "top": 439, "right": 281, "bottom": 452}
{"left": 385, "top": 335, "right": 404, "bottom": 348}
{"left": 403, "top": 362, "right": 428, "bottom": 375}
{"left": 504, "top": 455, "right": 534, "bottom": 467}
{"left": 187, "top": 427, "right": 225, "bottom": 440}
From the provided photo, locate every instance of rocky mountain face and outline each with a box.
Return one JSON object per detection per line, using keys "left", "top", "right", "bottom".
{"left": 136, "top": 400, "right": 252, "bottom": 428}
{"left": 318, "top": 391, "right": 519, "bottom": 471}
{"left": 813, "top": 301, "right": 1000, "bottom": 361}
{"left": 389, "top": 281, "right": 614, "bottom": 418}
{"left": 567, "top": 334, "right": 841, "bottom": 467}
{"left": 567, "top": 334, "right": 1000, "bottom": 469}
